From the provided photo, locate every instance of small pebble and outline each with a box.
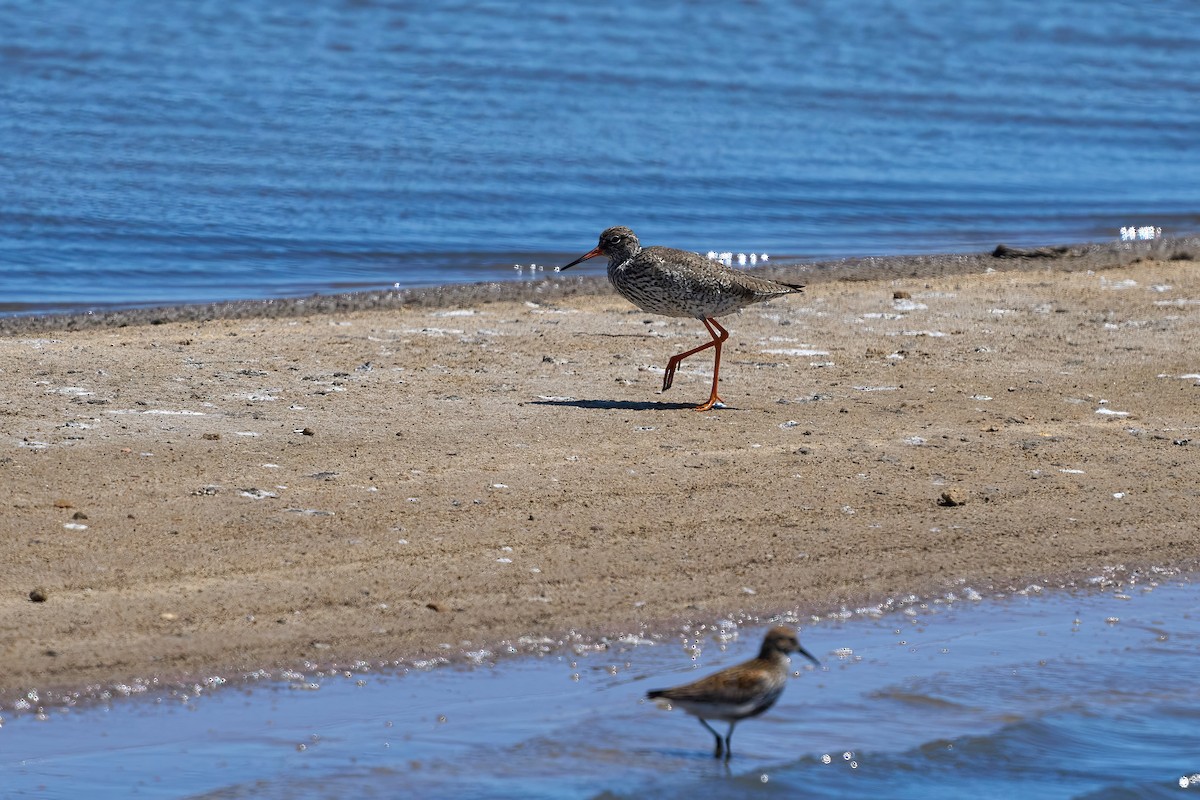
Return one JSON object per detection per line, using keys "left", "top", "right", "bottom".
{"left": 938, "top": 490, "right": 967, "bottom": 507}
{"left": 29, "top": 588, "right": 48, "bottom": 603}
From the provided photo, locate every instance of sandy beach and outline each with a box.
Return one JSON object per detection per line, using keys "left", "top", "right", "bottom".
{"left": 2, "top": 244, "right": 1198, "bottom": 708}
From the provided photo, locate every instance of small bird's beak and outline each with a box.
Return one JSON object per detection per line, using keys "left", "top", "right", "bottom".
{"left": 797, "top": 646, "right": 821, "bottom": 668}
{"left": 558, "top": 246, "right": 603, "bottom": 271}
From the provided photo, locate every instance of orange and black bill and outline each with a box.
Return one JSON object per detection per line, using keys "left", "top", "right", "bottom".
{"left": 558, "top": 246, "right": 603, "bottom": 270}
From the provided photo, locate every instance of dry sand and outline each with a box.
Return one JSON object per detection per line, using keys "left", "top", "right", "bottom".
{"left": 3, "top": 246, "right": 1199, "bottom": 708}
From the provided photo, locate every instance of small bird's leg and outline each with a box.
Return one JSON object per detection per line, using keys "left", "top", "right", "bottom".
{"left": 723, "top": 721, "right": 737, "bottom": 761}
{"left": 692, "top": 318, "right": 729, "bottom": 412}
{"left": 699, "top": 718, "right": 724, "bottom": 759}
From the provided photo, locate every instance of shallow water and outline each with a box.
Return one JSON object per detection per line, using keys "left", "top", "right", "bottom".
{"left": 2, "top": 0, "right": 1199, "bottom": 313}
{"left": 4, "top": 579, "right": 1198, "bottom": 799}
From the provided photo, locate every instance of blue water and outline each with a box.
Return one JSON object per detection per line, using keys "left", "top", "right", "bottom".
{"left": 1, "top": 0, "right": 1198, "bottom": 313}
{"left": 4, "top": 580, "right": 1199, "bottom": 798}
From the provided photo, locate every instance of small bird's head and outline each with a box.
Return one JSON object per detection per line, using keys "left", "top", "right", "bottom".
{"left": 558, "top": 226, "right": 641, "bottom": 270}
{"left": 761, "top": 625, "right": 821, "bottom": 668}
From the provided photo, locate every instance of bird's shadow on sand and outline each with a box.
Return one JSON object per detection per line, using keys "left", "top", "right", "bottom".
{"left": 530, "top": 398, "right": 708, "bottom": 411}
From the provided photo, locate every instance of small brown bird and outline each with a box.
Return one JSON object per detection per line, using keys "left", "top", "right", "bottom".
{"left": 646, "top": 625, "right": 820, "bottom": 760}
{"left": 559, "top": 226, "right": 804, "bottom": 411}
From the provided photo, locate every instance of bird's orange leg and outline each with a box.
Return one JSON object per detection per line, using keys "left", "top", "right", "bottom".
{"left": 661, "top": 318, "right": 729, "bottom": 410}
{"left": 663, "top": 341, "right": 714, "bottom": 392}
{"left": 692, "top": 317, "right": 729, "bottom": 411}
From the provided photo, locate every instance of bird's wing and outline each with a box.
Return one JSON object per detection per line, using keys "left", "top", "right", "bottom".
{"left": 724, "top": 667, "right": 777, "bottom": 703}
{"left": 656, "top": 664, "right": 774, "bottom": 706}
{"left": 640, "top": 246, "right": 719, "bottom": 275}
{"left": 641, "top": 246, "right": 802, "bottom": 297}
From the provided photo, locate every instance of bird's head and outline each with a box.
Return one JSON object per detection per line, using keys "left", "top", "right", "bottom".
{"left": 762, "top": 625, "right": 821, "bottom": 668}
{"left": 558, "top": 226, "right": 640, "bottom": 270}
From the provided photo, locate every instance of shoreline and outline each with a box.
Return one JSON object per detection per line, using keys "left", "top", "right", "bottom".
{"left": 2, "top": 242, "right": 1198, "bottom": 710}
{"left": 2, "top": 235, "right": 1195, "bottom": 336}
{"left": 5, "top": 563, "right": 1192, "bottom": 717}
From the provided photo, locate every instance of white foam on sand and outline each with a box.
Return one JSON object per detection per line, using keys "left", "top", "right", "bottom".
{"left": 762, "top": 348, "right": 830, "bottom": 357}
{"left": 106, "top": 409, "right": 207, "bottom": 416}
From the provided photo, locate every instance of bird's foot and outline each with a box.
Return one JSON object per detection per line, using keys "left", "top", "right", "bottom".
{"left": 692, "top": 394, "right": 725, "bottom": 412}
{"left": 662, "top": 361, "right": 679, "bottom": 392}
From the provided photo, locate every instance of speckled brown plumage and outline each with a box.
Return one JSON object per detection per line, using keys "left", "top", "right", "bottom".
{"left": 560, "top": 226, "right": 804, "bottom": 410}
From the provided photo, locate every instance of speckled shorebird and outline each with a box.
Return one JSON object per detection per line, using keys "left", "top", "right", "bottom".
{"left": 559, "top": 226, "right": 804, "bottom": 411}
{"left": 646, "top": 625, "right": 820, "bottom": 760}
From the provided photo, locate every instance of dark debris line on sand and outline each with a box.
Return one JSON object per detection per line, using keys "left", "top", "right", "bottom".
{"left": 1, "top": 236, "right": 1195, "bottom": 336}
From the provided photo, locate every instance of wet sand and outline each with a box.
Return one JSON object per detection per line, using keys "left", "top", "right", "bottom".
{"left": 2, "top": 239, "right": 1199, "bottom": 707}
